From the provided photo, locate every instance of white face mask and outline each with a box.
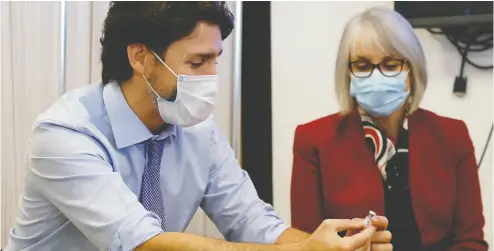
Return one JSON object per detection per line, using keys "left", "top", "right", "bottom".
{"left": 142, "top": 50, "right": 218, "bottom": 127}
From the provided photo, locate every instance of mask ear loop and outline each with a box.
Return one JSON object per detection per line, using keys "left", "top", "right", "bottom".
{"left": 142, "top": 74, "right": 163, "bottom": 99}
{"left": 143, "top": 50, "right": 179, "bottom": 100}
{"left": 150, "top": 50, "right": 178, "bottom": 78}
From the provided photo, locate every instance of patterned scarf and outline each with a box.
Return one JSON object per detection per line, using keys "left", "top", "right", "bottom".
{"left": 361, "top": 115, "right": 408, "bottom": 181}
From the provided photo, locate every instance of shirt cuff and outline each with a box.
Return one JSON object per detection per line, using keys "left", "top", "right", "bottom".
{"left": 110, "top": 211, "right": 163, "bottom": 251}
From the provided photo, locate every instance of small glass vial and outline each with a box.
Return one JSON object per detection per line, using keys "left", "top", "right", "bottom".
{"left": 364, "top": 210, "right": 376, "bottom": 228}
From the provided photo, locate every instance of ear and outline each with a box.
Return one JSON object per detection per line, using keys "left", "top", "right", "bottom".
{"left": 127, "top": 44, "right": 153, "bottom": 75}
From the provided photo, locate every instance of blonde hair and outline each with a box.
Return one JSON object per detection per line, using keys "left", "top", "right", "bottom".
{"left": 334, "top": 7, "right": 427, "bottom": 115}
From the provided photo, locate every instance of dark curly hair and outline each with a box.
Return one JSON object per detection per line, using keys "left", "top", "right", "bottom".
{"left": 100, "top": 1, "right": 234, "bottom": 84}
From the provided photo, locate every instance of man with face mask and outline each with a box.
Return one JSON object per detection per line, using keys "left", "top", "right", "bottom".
{"left": 5, "top": 2, "right": 392, "bottom": 251}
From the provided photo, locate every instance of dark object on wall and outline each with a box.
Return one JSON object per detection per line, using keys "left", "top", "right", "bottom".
{"left": 241, "top": 2, "right": 273, "bottom": 204}
{"left": 428, "top": 24, "right": 492, "bottom": 96}
{"left": 394, "top": 1, "right": 493, "bottom": 28}
{"left": 395, "top": 1, "right": 493, "bottom": 96}
{"left": 452, "top": 76, "right": 467, "bottom": 96}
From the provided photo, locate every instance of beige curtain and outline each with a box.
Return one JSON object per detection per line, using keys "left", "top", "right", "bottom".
{"left": 1, "top": 2, "right": 62, "bottom": 246}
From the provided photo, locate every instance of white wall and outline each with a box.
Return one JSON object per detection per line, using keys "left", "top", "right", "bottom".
{"left": 271, "top": 1, "right": 493, "bottom": 246}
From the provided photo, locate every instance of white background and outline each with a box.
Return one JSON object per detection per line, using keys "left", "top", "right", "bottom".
{"left": 272, "top": 1, "right": 493, "bottom": 247}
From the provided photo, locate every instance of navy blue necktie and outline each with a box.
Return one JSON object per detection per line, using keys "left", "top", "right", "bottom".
{"left": 140, "top": 139, "right": 166, "bottom": 230}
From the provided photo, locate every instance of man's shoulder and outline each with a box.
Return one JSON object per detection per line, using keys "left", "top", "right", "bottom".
{"left": 28, "top": 83, "right": 115, "bottom": 161}
{"left": 35, "top": 83, "right": 106, "bottom": 131}
{"left": 32, "top": 83, "right": 110, "bottom": 148}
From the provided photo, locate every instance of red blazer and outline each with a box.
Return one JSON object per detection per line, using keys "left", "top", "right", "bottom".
{"left": 291, "top": 108, "right": 488, "bottom": 251}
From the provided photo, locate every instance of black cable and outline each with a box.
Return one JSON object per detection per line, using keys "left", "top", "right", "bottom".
{"left": 478, "top": 123, "right": 493, "bottom": 168}
{"left": 447, "top": 29, "right": 492, "bottom": 48}
{"left": 459, "top": 42, "right": 471, "bottom": 78}
{"left": 448, "top": 36, "right": 492, "bottom": 52}
{"left": 445, "top": 34, "right": 493, "bottom": 69}
{"left": 446, "top": 36, "right": 493, "bottom": 69}
{"left": 428, "top": 27, "right": 494, "bottom": 69}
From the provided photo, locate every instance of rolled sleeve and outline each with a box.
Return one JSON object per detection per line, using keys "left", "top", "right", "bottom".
{"left": 200, "top": 124, "right": 288, "bottom": 243}
{"left": 111, "top": 211, "right": 163, "bottom": 251}
{"left": 28, "top": 121, "right": 161, "bottom": 251}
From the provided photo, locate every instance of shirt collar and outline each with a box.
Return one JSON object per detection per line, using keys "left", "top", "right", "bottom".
{"left": 103, "top": 81, "right": 176, "bottom": 149}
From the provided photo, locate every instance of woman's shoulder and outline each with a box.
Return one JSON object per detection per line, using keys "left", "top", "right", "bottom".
{"left": 413, "top": 109, "right": 472, "bottom": 154}
{"left": 294, "top": 112, "right": 346, "bottom": 144}
{"left": 298, "top": 112, "right": 344, "bottom": 128}
{"left": 413, "top": 108, "right": 468, "bottom": 133}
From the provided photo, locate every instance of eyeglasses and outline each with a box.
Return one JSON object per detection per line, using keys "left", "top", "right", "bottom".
{"left": 348, "top": 59, "right": 407, "bottom": 78}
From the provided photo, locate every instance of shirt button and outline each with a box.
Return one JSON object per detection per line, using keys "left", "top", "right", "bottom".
{"left": 387, "top": 185, "right": 392, "bottom": 191}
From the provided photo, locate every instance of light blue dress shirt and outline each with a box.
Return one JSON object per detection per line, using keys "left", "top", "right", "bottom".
{"left": 5, "top": 82, "right": 288, "bottom": 251}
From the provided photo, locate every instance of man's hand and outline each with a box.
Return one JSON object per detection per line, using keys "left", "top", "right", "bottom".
{"left": 346, "top": 216, "right": 393, "bottom": 251}
{"left": 302, "top": 219, "right": 379, "bottom": 251}
{"left": 135, "top": 217, "right": 392, "bottom": 251}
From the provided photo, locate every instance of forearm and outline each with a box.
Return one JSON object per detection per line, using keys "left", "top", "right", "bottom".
{"left": 135, "top": 232, "right": 306, "bottom": 251}
{"left": 275, "top": 228, "right": 310, "bottom": 244}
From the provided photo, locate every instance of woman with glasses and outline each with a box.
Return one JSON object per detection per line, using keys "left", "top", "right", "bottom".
{"left": 290, "top": 7, "right": 488, "bottom": 251}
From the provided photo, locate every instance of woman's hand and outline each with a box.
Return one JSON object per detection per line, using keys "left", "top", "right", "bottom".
{"left": 346, "top": 216, "right": 393, "bottom": 251}
{"left": 303, "top": 218, "right": 378, "bottom": 251}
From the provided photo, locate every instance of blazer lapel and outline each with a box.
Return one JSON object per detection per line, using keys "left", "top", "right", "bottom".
{"left": 334, "top": 110, "right": 385, "bottom": 215}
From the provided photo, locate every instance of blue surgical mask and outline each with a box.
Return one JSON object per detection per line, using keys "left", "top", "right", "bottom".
{"left": 350, "top": 70, "right": 409, "bottom": 117}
